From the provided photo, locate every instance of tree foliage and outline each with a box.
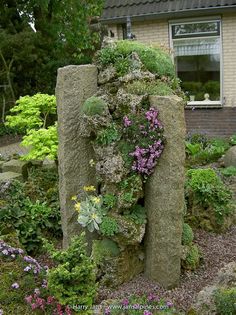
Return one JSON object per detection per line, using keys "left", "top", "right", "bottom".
{"left": 0, "top": 0, "right": 104, "bottom": 114}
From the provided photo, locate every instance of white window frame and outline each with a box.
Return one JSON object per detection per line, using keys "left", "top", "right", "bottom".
{"left": 169, "top": 17, "right": 223, "bottom": 108}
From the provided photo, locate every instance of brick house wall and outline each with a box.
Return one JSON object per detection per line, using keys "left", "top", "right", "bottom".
{"left": 106, "top": 14, "right": 236, "bottom": 137}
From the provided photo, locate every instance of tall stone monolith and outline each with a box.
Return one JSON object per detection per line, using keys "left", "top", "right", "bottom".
{"left": 144, "top": 95, "right": 186, "bottom": 288}
{"left": 56, "top": 65, "right": 97, "bottom": 248}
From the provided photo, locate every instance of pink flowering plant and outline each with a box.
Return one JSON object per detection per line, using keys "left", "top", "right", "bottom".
{"left": 0, "top": 240, "right": 72, "bottom": 314}
{"left": 103, "top": 293, "right": 177, "bottom": 315}
{"left": 121, "top": 107, "right": 164, "bottom": 177}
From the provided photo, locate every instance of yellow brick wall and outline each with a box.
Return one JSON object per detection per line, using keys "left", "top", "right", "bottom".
{"left": 222, "top": 13, "right": 236, "bottom": 107}
{"left": 106, "top": 14, "right": 236, "bottom": 108}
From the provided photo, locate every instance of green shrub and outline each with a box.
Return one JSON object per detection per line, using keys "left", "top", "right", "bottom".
{"left": 125, "top": 80, "right": 174, "bottom": 96}
{"left": 214, "top": 288, "right": 236, "bottom": 315}
{"left": 21, "top": 123, "right": 58, "bottom": 161}
{"left": 183, "top": 244, "right": 200, "bottom": 270}
{"left": 186, "top": 168, "right": 232, "bottom": 224}
{"left": 95, "top": 123, "right": 120, "bottom": 145}
{"left": 182, "top": 223, "right": 194, "bottom": 246}
{"left": 6, "top": 93, "right": 56, "bottom": 132}
{"left": 100, "top": 216, "right": 119, "bottom": 237}
{"left": 45, "top": 234, "right": 97, "bottom": 307}
{"left": 82, "top": 96, "right": 107, "bottom": 116}
{"left": 96, "top": 40, "right": 175, "bottom": 79}
{"left": 0, "top": 181, "right": 61, "bottom": 253}
{"left": 220, "top": 166, "right": 236, "bottom": 177}
{"left": 0, "top": 123, "right": 21, "bottom": 136}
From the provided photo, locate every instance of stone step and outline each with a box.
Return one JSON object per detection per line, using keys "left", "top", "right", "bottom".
{"left": 0, "top": 171, "right": 23, "bottom": 183}
{"left": 2, "top": 159, "right": 29, "bottom": 179}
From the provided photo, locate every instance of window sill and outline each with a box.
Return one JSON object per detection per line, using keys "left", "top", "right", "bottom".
{"left": 185, "top": 101, "right": 222, "bottom": 109}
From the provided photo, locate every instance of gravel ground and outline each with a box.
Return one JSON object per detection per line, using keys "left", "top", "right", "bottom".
{"left": 98, "top": 226, "right": 236, "bottom": 312}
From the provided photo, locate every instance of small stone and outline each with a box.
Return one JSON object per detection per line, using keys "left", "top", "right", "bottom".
{"left": 0, "top": 171, "right": 23, "bottom": 183}
{"left": 0, "top": 161, "right": 4, "bottom": 172}
{"left": 223, "top": 146, "right": 236, "bottom": 167}
{"left": 2, "top": 159, "right": 29, "bottom": 179}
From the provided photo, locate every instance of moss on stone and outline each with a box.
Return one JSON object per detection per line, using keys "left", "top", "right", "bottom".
{"left": 125, "top": 80, "right": 174, "bottom": 96}
{"left": 82, "top": 96, "right": 107, "bottom": 116}
{"left": 92, "top": 239, "right": 120, "bottom": 265}
{"left": 96, "top": 40, "right": 175, "bottom": 79}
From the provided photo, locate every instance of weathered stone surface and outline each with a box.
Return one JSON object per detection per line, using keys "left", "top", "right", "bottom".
{"left": 97, "top": 245, "right": 144, "bottom": 288}
{"left": 113, "top": 215, "right": 146, "bottom": 245}
{"left": 144, "top": 95, "right": 186, "bottom": 288}
{"left": 0, "top": 171, "right": 23, "bottom": 183}
{"left": 56, "top": 65, "right": 98, "bottom": 248}
{"left": 190, "top": 262, "right": 236, "bottom": 315}
{"left": 98, "top": 65, "right": 116, "bottom": 85}
{"left": 2, "top": 159, "right": 29, "bottom": 179}
{"left": 42, "top": 160, "right": 57, "bottom": 170}
{"left": 0, "top": 160, "right": 4, "bottom": 172}
{"left": 223, "top": 145, "right": 236, "bottom": 167}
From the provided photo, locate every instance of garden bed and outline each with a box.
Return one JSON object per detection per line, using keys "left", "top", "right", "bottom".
{"left": 98, "top": 226, "right": 236, "bottom": 312}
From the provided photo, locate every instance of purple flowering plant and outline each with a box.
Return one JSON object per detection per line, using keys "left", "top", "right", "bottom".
{"left": 0, "top": 240, "right": 72, "bottom": 314}
{"left": 121, "top": 107, "right": 164, "bottom": 176}
{"left": 104, "top": 293, "right": 176, "bottom": 315}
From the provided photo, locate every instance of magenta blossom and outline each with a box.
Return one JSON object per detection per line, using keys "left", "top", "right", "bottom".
{"left": 11, "top": 282, "right": 19, "bottom": 289}
{"left": 123, "top": 116, "right": 132, "bottom": 127}
{"left": 122, "top": 298, "right": 129, "bottom": 306}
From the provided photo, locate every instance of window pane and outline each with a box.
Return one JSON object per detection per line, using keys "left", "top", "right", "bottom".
{"left": 173, "top": 37, "right": 220, "bottom": 101}
{"left": 172, "top": 21, "right": 219, "bottom": 38}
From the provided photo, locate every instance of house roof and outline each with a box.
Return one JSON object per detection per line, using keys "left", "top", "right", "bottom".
{"left": 101, "top": 0, "right": 236, "bottom": 23}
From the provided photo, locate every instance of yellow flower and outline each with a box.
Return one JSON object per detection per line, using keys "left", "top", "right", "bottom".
{"left": 92, "top": 197, "right": 100, "bottom": 204}
{"left": 91, "top": 213, "right": 97, "bottom": 219}
{"left": 89, "top": 159, "right": 95, "bottom": 167}
{"left": 71, "top": 195, "right": 77, "bottom": 201}
{"left": 83, "top": 185, "right": 96, "bottom": 192}
{"left": 74, "top": 202, "right": 81, "bottom": 212}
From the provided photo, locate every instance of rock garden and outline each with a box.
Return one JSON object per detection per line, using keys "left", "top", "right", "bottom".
{"left": 0, "top": 39, "right": 235, "bottom": 315}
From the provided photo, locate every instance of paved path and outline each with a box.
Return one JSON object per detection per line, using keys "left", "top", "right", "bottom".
{"left": 0, "top": 142, "right": 29, "bottom": 159}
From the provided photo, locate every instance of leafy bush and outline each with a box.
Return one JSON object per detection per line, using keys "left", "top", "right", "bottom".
{"left": 6, "top": 93, "right": 58, "bottom": 161}
{"left": 0, "top": 181, "right": 61, "bottom": 253}
{"left": 45, "top": 234, "right": 97, "bottom": 307}
{"left": 186, "top": 168, "right": 232, "bottom": 224}
{"left": 6, "top": 93, "right": 56, "bottom": 132}
{"left": 82, "top": 96, "right": 107, "bottom": 116}
{"left": 214, "top": 288, "right": 236, "bottom": 315}
{"left": 125, "top": 80, "right": 174, "bottom": 96}
{"left": 185, "top": 136, "right": 230, "bottom": 165}
{"left": 100, "top": 216, "right": 119, "bottom": 237}
{"left": 21, "top": 123, "right": 58, "bottom": 161}
{"left": 182, "top": 223, "right": 194, "bottom": 246}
